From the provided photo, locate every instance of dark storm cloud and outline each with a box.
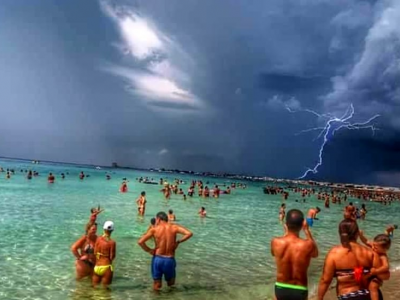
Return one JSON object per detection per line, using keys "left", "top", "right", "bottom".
{"left": 259, "top": 73, "right": 329, "bottom": 94}
{"left": 1, "top": 0, "right": 399, "bottom": 185}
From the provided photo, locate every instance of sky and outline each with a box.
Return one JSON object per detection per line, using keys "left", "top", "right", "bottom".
{"left": 0, "top": 0, "right": 399, "bottom": 186}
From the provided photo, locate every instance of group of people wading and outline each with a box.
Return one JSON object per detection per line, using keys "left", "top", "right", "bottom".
{"left": 71, "top": 207, "right": 193, "bottom": 291}
{"left": 272, "top": 208, "right": 392, "bottom": 300}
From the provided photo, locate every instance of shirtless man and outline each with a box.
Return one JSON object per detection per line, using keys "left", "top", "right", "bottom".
{"left": 137, "top": 212, "right": 193, "bottom": 290}
{"left": 306, "top": 207, "right": 320, "bottom": 227}
{"left": 93, "top": 221, "right": 116, "bottom": 289}
{"left": 344, "top": 202, "right": 356, "bottom": 220}
{"left": 136, "top": 191, "right": 147, "bottom": 216}
{"left": 271, "top": 209, "right": 318, "bottom": 300}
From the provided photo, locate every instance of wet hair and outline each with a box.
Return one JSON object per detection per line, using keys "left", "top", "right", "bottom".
{"left": 374, "top": 234, "right": 391, "bottom": 250}
{"left": 90, "top": 208, "right": 96, "bottom": 213}
{"left": 316, "top": 207, "right": 321, "bottom": 212}
{"left": 168, "top": 209, "right": 173, "bottom": 214}
{"left": 349, "top": 202, "right": 353, "bottom": 206}
{"left": 201, "top": 207, "right": 205, "bottom": 210}
{"left": 150, "top": 218, "right": 156, "bottom": 226}
{"left": 286, "top": 209, "right": 304, "bottom": 232}
{"left": 156, "top": 211, "right": 168, "bottom": 222}
{"left": 281, "top": 203, "right": 285, "bottom": 208}
{"left": 141, "top": 191, "right": 146, "bottom": 196}
{"left": 394, "top": 225, "right": 398, "bottom": 229}
{"left": 338, "top": 219, "right": 359, "bottom": 249}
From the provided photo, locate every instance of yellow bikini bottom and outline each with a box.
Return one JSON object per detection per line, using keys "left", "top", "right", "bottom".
{"left": 94, "top": 265, "right": 114, "bottom": 276}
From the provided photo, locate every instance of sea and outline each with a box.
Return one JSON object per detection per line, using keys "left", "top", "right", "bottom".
{"left": 0, "top": 158, "right": 399, "bottom": 300}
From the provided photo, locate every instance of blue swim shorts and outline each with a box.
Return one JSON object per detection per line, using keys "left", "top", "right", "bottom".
{"left": 306, "top": 218, "right": 314, "bottom": 227}
{"left": 151, "top": 256, "right": 176, "bottom": 281}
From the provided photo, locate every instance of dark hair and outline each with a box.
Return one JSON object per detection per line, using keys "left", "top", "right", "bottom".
{"left": 156, "top": 211, "right": 168, "bottom": 222}
{"left": 374, "top": 234, "right": 391, "bottom": 249}
{"left": 168, "top": 209, "right": 173, "bottom": 214}
{"left": 150, "top": 218, "right": 156, "bottom": 226}
{"left": 201, "top": 207, "right": 205, "bottom": 210}
{"left": 338, "top": 219, "right": 359, "bottom": 249}
{"left": 286, "top": 209, "right": 304, "bottom": 232}
{"left": 349, "top": 202, "right": 353, "bottom": 206}
{"left": 394, "top": 225, "right": 398, "bottom": 229}
{"left": 281, "top": 203, "right": 285, "bottom": 208}
{"left": 316, "top": 207, "right": 321, "bottom": 212}
{"left": 141, "top": 191, "right": 146, "bottom": 196}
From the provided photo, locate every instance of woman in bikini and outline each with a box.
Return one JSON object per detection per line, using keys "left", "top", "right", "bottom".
{"left": 318, "top": 219, "right": 383, "bottom": 300}
{"left": 71, "top": 223, "right": 98, "bottom": 280}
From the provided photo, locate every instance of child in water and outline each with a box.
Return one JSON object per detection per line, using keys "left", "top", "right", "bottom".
{"left": 359, "top": 231, "right": 391, "bottom": 300}
{"left": 86, "top": 206, "right": 104, "bottom": 232}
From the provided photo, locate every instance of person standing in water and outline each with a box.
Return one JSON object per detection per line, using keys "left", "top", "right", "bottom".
{"left": 137, "top": 211, "right": 193, "bottom": 291}
{"left": 306, "top": 207, "right": 320, "bottom": 227}
{"left": 279, "top": 204, "right": 286, "bottom": 223}
{"left": 93, "top": 221, "right": 116, "bottom": 289}
{"left": 271, "top": 209, "right": 318, "bottom": 300}
{"left": 136, "top": 191, "right": 147, "bottom": 216}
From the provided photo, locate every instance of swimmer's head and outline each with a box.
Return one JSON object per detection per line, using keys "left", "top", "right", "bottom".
{"left": 90, "top": 207, "right": 96, "bottom": 213}
{"left": 281, "top": 203, "right": 286, "bottom": 208}
{"left": 349, "top": 202, "right": 353, "bottom": 206}
{"left": 150, "top": 218, "right": 156, "bottom": 226}
{"left": 168, "top": 209, "right": 173, "bottom": 214}
{"left": 201, "top": 207, "right": 205, "bottom": 211}
{"left": 49, "top": 173, "right": 53, "bottom": 176}
{"left": 316, "top": 207, "right": 321, "bottom": 212}
{"left": 286, "top": 209, "right": 304, "bottom": 232}
{"left": 103, "top": 220, "right": 114, "bottom": 233}
{"left": 373, "top": 234, "right": 391, "bottom": 254}
{"left": 141, "top": 191, "right": 146, "bottom": 196}
{"left": 339, "top": 219, "right": 359, "bottom": 249}
{"left": 156, "top": 211, "right": 168, "bottom": 223}
{"left": 394, "top": 225, "right": 398, "bottom": 229}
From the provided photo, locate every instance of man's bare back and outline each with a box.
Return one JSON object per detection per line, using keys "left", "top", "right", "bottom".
{"left": 271, "top": 209, "right": 318, "bottom": 300}
{"left": 271, "top": 231, "right": 317, "bottom": 286}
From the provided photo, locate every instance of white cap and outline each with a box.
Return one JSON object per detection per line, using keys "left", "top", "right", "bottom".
{"left": 103, "top": 221, "right": 114, "bottom": 231}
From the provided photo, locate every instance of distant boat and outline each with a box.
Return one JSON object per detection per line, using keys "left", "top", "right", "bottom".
{"left": 96, "top": 166, "right": 101, "bottom": 170}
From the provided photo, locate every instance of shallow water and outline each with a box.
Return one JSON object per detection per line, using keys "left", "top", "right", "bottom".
{"left": 0, "top": 158, "right": 399, "bottom": 300}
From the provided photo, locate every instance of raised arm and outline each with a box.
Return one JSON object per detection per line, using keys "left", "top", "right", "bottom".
{"left": 176, "top": 225, "right": 193, "bottom": 244}
{"left": 71, "top": 236, "right": 86, "bottom": 259}
{"left": 318, "top": 249, "right": 336, "bottom": 300}
{"left": 303, "top": 221, "right": 318, "bottom": 258}
{"left": 270, "top": 239, "right": 275, "bottom": 257}
{"left": 137, "top": 229, "right": 155, "bottom": 254}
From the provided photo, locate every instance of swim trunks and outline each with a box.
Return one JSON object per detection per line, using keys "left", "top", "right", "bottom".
{"left": 306, "top": 218, "right": 314, "bottom": 227}
{"left": 337, "top": 289, "right": 371, "bottom": 300}
{"left": 151, "top": 256, "right": 176, "bottom": 281}
{"left": 275, "top": 282, "right": 308, "bottom": 300}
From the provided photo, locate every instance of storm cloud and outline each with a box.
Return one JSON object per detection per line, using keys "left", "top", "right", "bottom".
{"left": 0, "top": 0, "right": 399, "bottom": 185}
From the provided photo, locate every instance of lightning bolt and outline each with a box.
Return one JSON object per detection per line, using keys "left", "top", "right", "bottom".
{"left": 286, "top": 104, "right": 380, "bottom": 179}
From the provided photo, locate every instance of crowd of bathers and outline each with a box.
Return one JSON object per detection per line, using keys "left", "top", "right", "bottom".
{"left": 271, "top": 186, "right": 396, "bottom": 300}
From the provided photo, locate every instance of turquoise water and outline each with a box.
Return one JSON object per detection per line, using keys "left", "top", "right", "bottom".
{"left": 1, "top": 158, "right": 399, "bottom": 300}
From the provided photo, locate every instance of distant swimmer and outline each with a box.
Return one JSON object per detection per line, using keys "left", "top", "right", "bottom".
{"left": 385, "top": 224, "right": 398, "bottom": 239}
{"left": 27, "top": 170, "right": 33, "bottom": 180}
{"left": 136, "top": 191, "right": 146, "bottom": 216}
{"left": 359, "top": 204, "right": 367, "bottom": 220}
{"left": 93, "top": 221, "right": 116, "bottom": 289}
{"left": 137, "top": 211, "right": 193, "bottom": 291}
{"left": 61, "top": 173, "right": 65, "bottom": 179}
{"left": 213, "top": 185, "right": 220, "bottom": 198}
{"left": 6, "top": 171, "right": 10, "bottom": 179}
{"left": 279, "top": 204, "right": 286, "bottom": 222}
{"left": 79, "top": 172, "right": 85, "bottom": 180}
{"left": 198, "top": 207, "right": 207, "bottom": 218}
{"left": 306, "top": 207, "right": 321, "bottom": 227}
{"left": 163, "top": 182, "right": 171, "bottom": 199}
{"left": 183, "top": 194, "right": 187, "bottom": 201}
{"left": 71, "top": 222, "right": 98, "bottom": 280}
{"left": 120, "top": 181, "right": 128, "bottom": 193}
{"left": 271, "top": 209, "right": 318, "bottom": 300}
{"left": 48, "top": 173, "right": 55, "bottom": 183}
{"left": 168, "top": 209, "right": 176, "bottom": 222}
{"left": 106, "top": 174, "right": 111, "bottom": 180}
{"left": 344, "top": 202, "right": 356, "bottom": 220}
